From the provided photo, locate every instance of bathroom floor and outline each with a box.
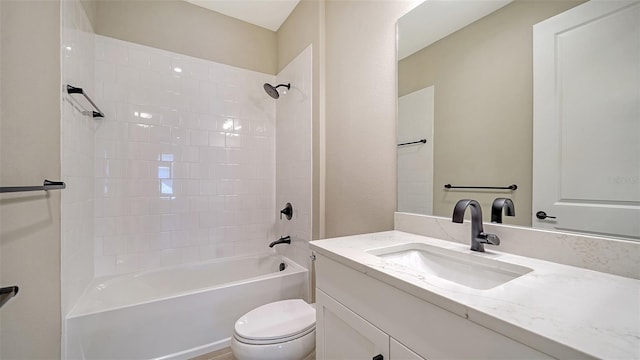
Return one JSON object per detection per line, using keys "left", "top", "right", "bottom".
{"left": 191, "top": 348, "right": 316, "bottom": 360}
{"left": 190, "top": 348, "right": 235, "bottom": 360}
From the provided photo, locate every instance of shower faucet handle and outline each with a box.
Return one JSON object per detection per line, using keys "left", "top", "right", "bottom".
{"left": 280, "top": 202, "right": 293, "bottom": 220}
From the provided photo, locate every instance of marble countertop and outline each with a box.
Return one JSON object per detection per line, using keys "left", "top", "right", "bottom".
{"left": 309, "top": 231, "right": 640, "bottom": 359}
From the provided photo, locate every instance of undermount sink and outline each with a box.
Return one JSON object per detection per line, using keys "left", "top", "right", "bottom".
{"left": 367, "top": 243, "right": 533, "bottom": 290}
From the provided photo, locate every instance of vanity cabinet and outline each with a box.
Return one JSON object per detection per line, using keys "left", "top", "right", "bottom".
{"left": 315, "top": 254, "right": 553, "bottom": 360}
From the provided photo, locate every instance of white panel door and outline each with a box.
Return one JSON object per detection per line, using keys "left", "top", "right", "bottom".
{"left": 398, "top": 86, "right": 435, "bottom": 215}
{"left": 533, "top": 0, "right": 640, "bottom": 239}
{"left": 316, "top": 290, "right": 389, "bottom": 360}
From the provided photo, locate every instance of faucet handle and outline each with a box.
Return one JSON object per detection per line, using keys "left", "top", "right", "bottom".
{"left": 280, "top": 202, "right": 293, "bottom": 220}
{"left": 480, "top": 232, "right": 501, "bottom": 246}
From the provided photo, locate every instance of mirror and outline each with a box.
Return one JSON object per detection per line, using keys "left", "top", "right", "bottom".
{"left": 397, "top": 0, "right": 640, "bottom": 240}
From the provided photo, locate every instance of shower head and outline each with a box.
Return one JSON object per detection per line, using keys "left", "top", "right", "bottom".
{"left": 263, "top": 83, "right": 290, "bottom": 99}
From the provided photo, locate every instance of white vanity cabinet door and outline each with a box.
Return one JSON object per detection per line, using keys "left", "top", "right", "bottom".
{"left": 391, "top": 338, "right": 426, "bottom": 360}
{"left": 316, "top": 290, "right": 390, "bottom": 360}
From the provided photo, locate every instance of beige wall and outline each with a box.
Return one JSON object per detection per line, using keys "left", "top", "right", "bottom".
{"left": 324, "top": 0, "right": 416, "bottom": 237}
{"left": 277, "top": 0, "right": 325, "bottom": 239}
{"left": 94, "top": 0, "right": 277, "bottom": 75}
{"left": 398, "top": 0, "right": 583, "bottom": 226}
{"left": 0, "top": 1, "right": 62, "bottom": 358}
{"left": 80, "top": 0, "right": 96, "bottom": 28}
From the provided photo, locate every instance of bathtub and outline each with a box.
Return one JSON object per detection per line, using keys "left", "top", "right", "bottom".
{"left": 65, "top": 254, "right": 308, "bottom": 360}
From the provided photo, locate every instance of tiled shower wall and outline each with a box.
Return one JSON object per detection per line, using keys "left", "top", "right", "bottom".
{"left": 93, "top": 36, "right": 276, "bottom": 276}
{"left": 61, "top": 0, "right": 95, "bottom": 315}
{"left": 274, "top": 46, "right": 313, "bottom": 271}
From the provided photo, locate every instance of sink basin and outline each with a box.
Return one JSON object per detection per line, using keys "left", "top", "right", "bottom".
{"left": 367, "top": 243, "right": 532, "bottom": 290}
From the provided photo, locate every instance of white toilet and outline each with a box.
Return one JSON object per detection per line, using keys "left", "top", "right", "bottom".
{"left": 231, "top": 299, "right": 316, "bottom": 360}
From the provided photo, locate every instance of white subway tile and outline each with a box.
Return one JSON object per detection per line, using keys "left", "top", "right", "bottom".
{"left": 199, "top": 81, "right": 217, "bottom": 98}
{"left": 209, "top": 228, "right": 226, "bottom": 244}
{"left": 138, "top": 143, "right": 160, "bottom": 161}
{"left": 159, "top": 249, "right": 181, "bottom": 267}
{"left": 149, "top": 197, "right": 171, "bottom": 214}
{"left": 189, "top": 95, "right": 209, "bottom": 114}
{"left": 95, "top": 61, "right": 117, "bottom": 82}
{"left": 156, "top": 232, "right": 171, "bottom": 250}
{"left": 150, "top": 125, "right": 171, "bottom": 143}
{"left": 181, "top": 77, "right": 199, "bottom": 96}
{"left": 200, "top": 180, "right": 217, "bottom": 195}
{"left": 224, "top": 101, "right": 240, "bottom": 118}
{"left": 233, "top": 118, "right": 250, "bottom": 134}
{"left": 222, "top": 68, "right": 241, "bottom": 85}
{"left": 127, "top": 160, "right": 150, "bottom": 179}
{"left": 209, "top": 97, "right": 225, "bottom": 116}
{"left": 161, "top": 214, "right": 180, "bottom": 232}
{"left": 129, "top": 47, "right": 151, "bottom": 69}
{"left": 183, "top": 179, "right": 201, "bottom": 195}
{"left": 189, "top": 229, "right": 209, "bottom": 246}
{"left": 181, "top": 247, "right": 201, "bottom": 264}
{"left": 115, "top": 253, "right": 139, "bottom": 274}
{"left": 117, "top": 65, "right": 140, "bottom": 86}
{"left": 102, "top": 41, "right": 129, "bottom": 65}
{"left": 226, "top": 226, "right": 243, "bottom": 242}
{"left": 103, "top": 235, "right": 127, "bottom": 256}
{"left": 139, "top": 251, "right": 162, "bottom": 270}
{"left": 180, "top": 212, "right": 200, "bottom": 230}
{"left": 127, "top": 234, "right": 151, "bottom": 254}
{"left": 189, "top": 129, "right": 208, "bottom": 146}
{"left": 198, "top": 212, "right": 217, "bottom": 229}
{"left": 171, "top": 127, "right": 188, "bottom": 146}
{"left": 197, "top": 114, "right": 218, "bottom": 131}
{"left": 95, "top": 256, "right": 116, "bottom": 277}
{"left": 149, "top": 52, "right": 171, "bottom": 74}
{"left": 171, "top": 197, "right": 189, "bottom": 214}
{"left": 209, "top": 131, "right": 226, "bottom": 147}
{"left": 130, "top": 197, "right": 150, "bottom": 216}
{"left": 170, "top": 230, "right": 189, "bottom": 248}
{"left": 225, "top": 133, "right": 242, "bottom": 148}
{"left": 91, "top": 36, "right": 278, "bottom": 276}
{"left": 189, "top": 196, "right": 209, "bottom": 212}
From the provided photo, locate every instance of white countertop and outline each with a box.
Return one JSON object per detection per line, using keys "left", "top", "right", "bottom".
{"left": 310, "top": 230, "right": 640, "bottom": 359}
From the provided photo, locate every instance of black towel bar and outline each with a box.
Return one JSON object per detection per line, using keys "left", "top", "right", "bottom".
{"left": 0, "top": 179, "right": 66, "bottom": 193}
{"left": 66, "top": 84, "right": 104, "bottom": 118}
{"left": 444, "top": 184, "right": 518, "bottom": 190}
{"left": 397, "top": 139, "right": 427, "bottom": 147}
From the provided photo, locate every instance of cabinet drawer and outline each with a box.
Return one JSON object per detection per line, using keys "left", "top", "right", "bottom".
{"left": 391, "top": 338, "right": 425, "bottom": 360}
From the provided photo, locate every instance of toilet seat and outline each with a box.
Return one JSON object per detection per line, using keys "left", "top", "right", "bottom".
{"left": 234, "top": 325, "right": 315, "bottom": 345}
{"left": 233, "top": 299, "right": 316, "bottom": 345}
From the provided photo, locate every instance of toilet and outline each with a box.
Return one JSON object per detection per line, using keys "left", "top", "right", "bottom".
{"left": 231, "top": 299, "right": 316, "bottom": 360}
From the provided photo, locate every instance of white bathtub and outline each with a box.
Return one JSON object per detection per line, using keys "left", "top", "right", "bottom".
{"left": 65, "top": 254, "right": 308, "bottom": 360}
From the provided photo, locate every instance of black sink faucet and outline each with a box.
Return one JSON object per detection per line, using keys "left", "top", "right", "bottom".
{"left": 269, "top": 235, "right": 291, "bottom": 248}
{"left": 452, "top": 199, "right": 500, "bottom": 252}
{"left": 491, "top": 198, "right": 515, "bottom": 223}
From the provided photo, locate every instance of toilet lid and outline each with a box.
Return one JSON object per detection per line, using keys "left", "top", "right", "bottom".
{"left": 234, "top": 299, "right": 316, "bottom": 341}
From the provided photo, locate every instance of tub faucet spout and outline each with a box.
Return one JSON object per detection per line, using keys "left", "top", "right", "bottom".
{"left": 452, "top": 199, "right": 500, "bottom": 252}
{"left": 269, "top": 236, "right": 291, "bottom": 248}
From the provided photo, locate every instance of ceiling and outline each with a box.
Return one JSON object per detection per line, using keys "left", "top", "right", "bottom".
{"left": 184, "top": 0, "right": 301, "bottom": 31}
{"left": 398, "top": 0, "right": 511, "bottom": 60}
